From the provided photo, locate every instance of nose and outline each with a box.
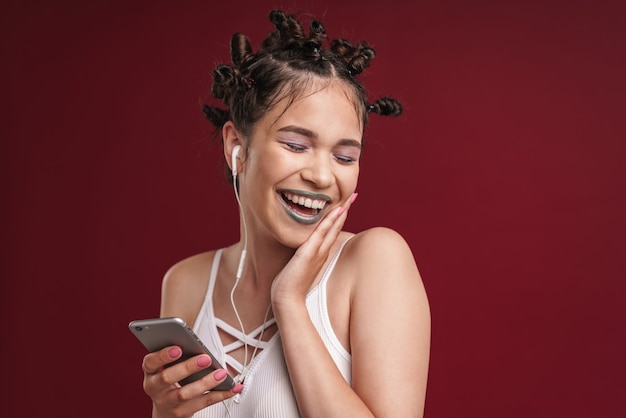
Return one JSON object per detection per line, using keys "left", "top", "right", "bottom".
{"left": 300, "top": 152, "right": 335, "bottom": 189}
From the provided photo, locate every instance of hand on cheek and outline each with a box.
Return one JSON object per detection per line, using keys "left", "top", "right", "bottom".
{"left": 271, "top": 193, "right": 358, "bottom": 306}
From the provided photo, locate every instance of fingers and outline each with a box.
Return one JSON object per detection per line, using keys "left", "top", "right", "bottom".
{"left": 305, "top": 192, "right": 358, "bottom": 252}
{"left": 172, "top": 373, "right": 242, "bottom": 406}
{"left": 161, "top": 368, "right": 240, "bottom": 403}
{"left": 332, "top": 191, "right": 358, "bottom": 229}
{"left": 272, "top": 193, "right": 358, "bottom": 305}
{"left": 142, "top": 346, "right": 182, "bottom": 375}
{"left": 327, "top": 192, "right": 358, "bottom": 233}
{"left": 143, "top": 347, "right": 220, "bottom": 390}
{"left": 151, "top": 370, "right": 242, "bottom": 418}
{"left": 142, "top": 346, "right": 235, "bottom": 394}
{"left": 143, "top": 347, "right": 242, "bottom": 416}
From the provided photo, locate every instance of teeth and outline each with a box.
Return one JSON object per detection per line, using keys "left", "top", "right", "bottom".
{"left": 284, "top": 192, "right": 327, "bottom": 210}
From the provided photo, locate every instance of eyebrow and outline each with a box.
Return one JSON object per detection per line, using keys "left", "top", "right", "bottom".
{"left": 277, "top": 125, "right": 362, "bottom": 150}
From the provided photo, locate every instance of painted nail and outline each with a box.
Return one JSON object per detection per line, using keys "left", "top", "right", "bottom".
{"left": 214, "top": 369, "right": 228, "bottom": 381}
{"left": 350, "top": 192, "right": 358, "bottom": 204}
{"left": 338, "top": 206, "right": 346, "bottom": 215}
{"left": 197, "top": 356, "right": 212, "bottom": 367}
{"left": 232, "top": 383, "right": 244, "bottom": 394}
{"left": 168, "top": 347, "right": 182, "bottom": 358}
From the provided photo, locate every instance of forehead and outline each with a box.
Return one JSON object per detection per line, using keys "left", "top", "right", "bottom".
{"left": 264, "top": 81, "right": 364, "bottom": 138}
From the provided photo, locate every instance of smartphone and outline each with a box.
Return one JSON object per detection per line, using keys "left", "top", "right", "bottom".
{"left": 129, "top": 317, "right": 235, "bottom": 390}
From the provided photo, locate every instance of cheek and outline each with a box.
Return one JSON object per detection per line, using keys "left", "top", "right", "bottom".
{"left": 246, "top": 149, "right": 293, "bottom": 185}
{"left": 262, "top": 146, "right": 306, "bottom": 175}
{"left": 341, "top": 166, "right": 360, "bottom": 194}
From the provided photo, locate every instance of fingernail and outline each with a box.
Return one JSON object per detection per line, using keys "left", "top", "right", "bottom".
{"left": 232, "top": 383, "right": 244, "bottom": 394}
{"left": 351, "top": 192, "right": 358, "bottom": 203}
{"left": 168, "top": 347, "right": 182, "bottom": 358}
{"left": 197, "top": 356, "right": 212, "bottom": 367}
{"left": 214, "top": 369, "right": 228, "bottom": 381}
{"left": 338, "top": 206, "right": 346, "bottom": 215}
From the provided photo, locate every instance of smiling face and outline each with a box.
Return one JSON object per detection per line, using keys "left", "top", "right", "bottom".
{"left": 236, "top": 80, "right": 363, "bottom": 248}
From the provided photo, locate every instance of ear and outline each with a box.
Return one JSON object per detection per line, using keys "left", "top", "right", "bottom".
{"left": 223, "top": 121, "right": 245, "bottom": 175}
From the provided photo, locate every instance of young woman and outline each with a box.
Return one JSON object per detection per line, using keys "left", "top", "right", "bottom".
{"left": 141, "top": 10, "right": 430, "bottom": 418}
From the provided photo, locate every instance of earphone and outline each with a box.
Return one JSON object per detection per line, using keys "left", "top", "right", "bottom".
{"left": 230, "top": 143, "right": 250, "bottom": 380}
{"left": 227, "top": 143, "right": 272, "bottom": 392}
{"left": 231, "top": 144, "right": 241, "bottom": 177}
{"left": 231, "top": 144, "right": 246, "bottom": 280}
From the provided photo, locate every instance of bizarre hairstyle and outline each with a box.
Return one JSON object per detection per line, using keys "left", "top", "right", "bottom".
{"left": 202, "top": 10, "right": 402, "bottom": 179}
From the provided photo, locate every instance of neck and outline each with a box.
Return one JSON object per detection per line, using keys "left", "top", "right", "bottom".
{"left": 232, "top": 236, "right": 295, "bottom": 293}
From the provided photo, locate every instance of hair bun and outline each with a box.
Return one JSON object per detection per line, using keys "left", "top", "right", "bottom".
{"left": 230, "top": 33, "right": 252, "bottom": 66}
{"left": 211, "top": 64, "right": 237, "bottom": 101}
{"left": 369, "top": 97, "right": 403, "bottom": 116}
{"left": 202, "top": 9, "right": 403, "bottom": 138}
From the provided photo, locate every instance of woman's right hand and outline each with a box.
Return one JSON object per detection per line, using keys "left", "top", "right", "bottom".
{"left": 142, "top": 346, "right": 243, "bottom": 418}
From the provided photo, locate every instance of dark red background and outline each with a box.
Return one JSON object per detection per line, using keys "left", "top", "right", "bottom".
{"left": 2, "top": 1, "right": 624, "bottom": 416}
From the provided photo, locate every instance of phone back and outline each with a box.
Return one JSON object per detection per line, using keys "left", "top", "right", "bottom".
{"left": 129, "top": 317, "right": 235, "bottom": 389}
{"left": 129, "top": 317, "right": 203, "bottom": 354}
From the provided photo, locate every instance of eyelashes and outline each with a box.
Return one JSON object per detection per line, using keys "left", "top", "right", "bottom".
{"left": 283, "top": 141, "right": 306, "bottom": 152}
{"left": 279, "top": 140, "right": 360, "bottom": 164}
{"left": 335, "top": 154, "right": 358, "bottom": 164}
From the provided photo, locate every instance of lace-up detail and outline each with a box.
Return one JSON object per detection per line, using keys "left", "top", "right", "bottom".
{"left": 215, "top": 317, "right": 277, "bottom": 376}
{"left": 191, "top": 240, "right": 353, "bottom": 417}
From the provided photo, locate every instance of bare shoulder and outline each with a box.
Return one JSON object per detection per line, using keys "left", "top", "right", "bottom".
{"left": 343, "top": 226, "right": 429, "bottom": 330}
{"left": 344, "top": 227, "right": 430, "bottom": 415}
{"left": 161, "top": 251, "right": 217, "bottom": 324}
{"left": 346, "top": 227, "right": 420, "bottom": 280}
{"left": 349, "top": 226, "right": 411, "bottom": 251}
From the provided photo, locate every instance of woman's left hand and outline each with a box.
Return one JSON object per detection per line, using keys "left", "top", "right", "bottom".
{"left": 271, "top": 193, "right": 357, "bottom": 307}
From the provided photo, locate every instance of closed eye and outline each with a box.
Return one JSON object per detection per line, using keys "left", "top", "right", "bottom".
{"left": 334, "top": 154, "right": 357, "bottom": 164}
{"left": 284, "top": 142, "right": 307, "bottom": 152}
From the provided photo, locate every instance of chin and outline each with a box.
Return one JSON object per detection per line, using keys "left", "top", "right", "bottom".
{"left": 275, "top": 224, "right": 316, "bottom": 249}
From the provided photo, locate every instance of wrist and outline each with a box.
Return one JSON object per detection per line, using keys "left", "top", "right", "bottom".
{"left": 272, "top": 296, "right": 307, "bottom": 319}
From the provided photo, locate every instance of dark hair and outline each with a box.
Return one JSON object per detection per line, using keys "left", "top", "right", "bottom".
{"left": 202, "top": 10, "right": 402, "bottom": 179}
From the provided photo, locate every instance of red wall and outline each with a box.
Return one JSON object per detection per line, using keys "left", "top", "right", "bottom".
{"left": 2, "top": 1, "right": 624, "bottom": 416}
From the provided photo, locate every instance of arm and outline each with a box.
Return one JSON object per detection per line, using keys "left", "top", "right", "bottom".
{"left": 141, "top": 254, "right": 243, "bottom": 418}
{"left": 350, "top": 227, "right": 430, "bottom": 416}
{"left": 272, "top": 200, "right": 430, "bottom": 416}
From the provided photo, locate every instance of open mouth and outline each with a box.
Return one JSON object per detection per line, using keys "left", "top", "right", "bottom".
{"left": 280, "top": 191, "right": 330, "bottom": 224}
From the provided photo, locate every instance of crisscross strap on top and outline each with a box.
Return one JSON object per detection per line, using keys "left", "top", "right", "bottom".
{"left": 215, "top": 316, "right": 277, "bottom": 375}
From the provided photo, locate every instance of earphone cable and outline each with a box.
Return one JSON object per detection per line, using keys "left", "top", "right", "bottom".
{"left": 232, "top": 174, "right": 249, "bottom": 377}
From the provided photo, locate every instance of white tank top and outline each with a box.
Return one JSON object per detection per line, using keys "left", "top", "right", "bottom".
{"left": 192, "top": 239, "right": 353, "bottom": 417}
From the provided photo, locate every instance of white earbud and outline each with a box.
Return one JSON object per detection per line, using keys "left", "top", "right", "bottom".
{"left": 231, "top": 145, "right": 241, "bottom": 177}
{"left": 230, "top": 142, "right": 249, "bottom": 375}
{"left": 227, "top": 141, "right": 270, "bottom": 387}
{"left": 230, "top": 143, "right": 246, "bottom": 280}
